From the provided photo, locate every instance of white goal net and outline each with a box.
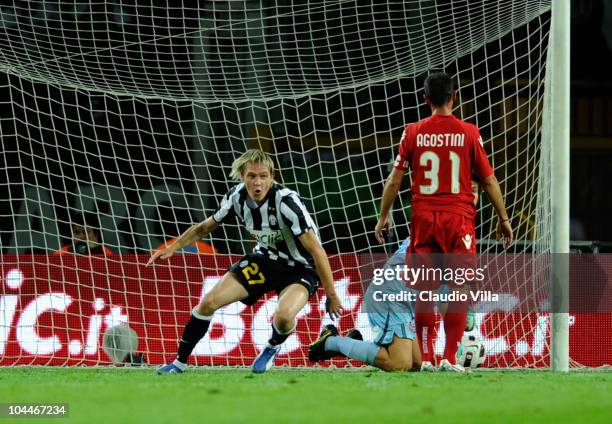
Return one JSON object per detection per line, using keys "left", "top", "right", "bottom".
{"left": 0, "top": 1, "right": 565, "bottom": 368}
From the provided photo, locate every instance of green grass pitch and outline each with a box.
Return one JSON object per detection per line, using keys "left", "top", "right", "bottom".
{"left": 1, "top": 368, "right": 611, "bottom": 423}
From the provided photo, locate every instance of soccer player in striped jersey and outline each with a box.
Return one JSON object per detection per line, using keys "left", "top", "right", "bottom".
{"left": 148, "top": 149, "right": 343, "bottom": 373}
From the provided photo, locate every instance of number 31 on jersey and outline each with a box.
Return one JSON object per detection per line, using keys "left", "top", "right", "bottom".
{"left": 419, "top": 150, "right": 461, "bottom": 195}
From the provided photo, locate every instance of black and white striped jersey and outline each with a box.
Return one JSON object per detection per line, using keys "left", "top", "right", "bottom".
{"left": 212, "top": 182, "right": 319, "bottom": 268}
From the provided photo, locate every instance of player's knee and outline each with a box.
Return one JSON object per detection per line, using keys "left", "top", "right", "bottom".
{"left": 273, "top": 311, "right": 295, "bottom": 333}
{"left": 398, "top": 357, "right": 413, "bottom": 372}
{"left": 390, "top": 358, "right": 412, "bottom": 372}
{"left": 197, "top": 296, "right": 218, "bottom": 316}
{"left": 380, "top": 357, "right": 412, "bottom": 372}
{"left": 376, "top": 358, "right": 393, "bottom": 372}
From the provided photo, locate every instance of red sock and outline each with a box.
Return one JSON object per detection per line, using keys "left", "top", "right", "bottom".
{"left": 443, "top": 311, "right": 467, "bottom": 364}
{"left": 415, "top": 299, "right": 436, "bottom": 363}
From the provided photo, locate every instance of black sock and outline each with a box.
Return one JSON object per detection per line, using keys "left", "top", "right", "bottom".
{"left": 268, "top": 321, "right": 292, "bottom": 346}
{"left": 176, "top": 312, "right": 211, "bottom": 363}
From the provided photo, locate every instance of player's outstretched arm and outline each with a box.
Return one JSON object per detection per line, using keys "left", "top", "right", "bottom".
{"left": 146, "top": 217, "right": 219, "bottom": 266}
{"left": 480, "top": 174, "right": 513, "bottom": 248}
{"left": 298, "top": 229, "right": 344, "bottom": 319}
{"left": 375, "top": 167, "right": 404, "bottom": 244}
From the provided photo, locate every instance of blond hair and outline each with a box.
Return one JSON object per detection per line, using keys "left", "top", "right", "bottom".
{"left": 230, "top": 149, "right": 276, "bottom": 181}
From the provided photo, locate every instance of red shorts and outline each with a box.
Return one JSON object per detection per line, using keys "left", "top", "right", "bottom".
{"left": 407, "top": 211, "right": 477, "bottom": 290}
{"left": 408, "top": 211, "right": 476, "bottom": 254}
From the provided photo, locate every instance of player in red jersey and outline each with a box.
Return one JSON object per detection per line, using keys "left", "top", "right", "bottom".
{"left": 375, "top": 72, "right": 513, "bottom": 372}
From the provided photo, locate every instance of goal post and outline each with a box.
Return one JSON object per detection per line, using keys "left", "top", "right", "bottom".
{"left": 549, "top": 0, "right": 571, "bottom": 373}
{"left": 0, "top": 1, "right": 589, "bottom": 369}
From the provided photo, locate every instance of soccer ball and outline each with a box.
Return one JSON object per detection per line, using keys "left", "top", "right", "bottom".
{"left": 456, "top": 335, "right": 486, "bottom": 368}
{"left": 102, "top": 325, "right": 138, "bottom": 364}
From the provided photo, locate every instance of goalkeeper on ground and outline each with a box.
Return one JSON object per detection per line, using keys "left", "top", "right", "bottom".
{"left": 309, "top": 181, "right": 481, "bottom": 371}
{"left": 148, "top": 149, "right": 343, "bottom": 374}
{"left": 309, "top": 236, "right": 420, "bottom": 371}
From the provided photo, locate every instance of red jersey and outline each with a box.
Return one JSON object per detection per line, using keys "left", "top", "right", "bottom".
{"left": 394, "top": 114, "right": 494, "bottom": 218}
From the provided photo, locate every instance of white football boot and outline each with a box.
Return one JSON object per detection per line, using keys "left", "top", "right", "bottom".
{"left": 438, "top": 358, "right": 466, "bottom": 372}
{"left": 420, "top": 361, "right": 437, "bottom": 372}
